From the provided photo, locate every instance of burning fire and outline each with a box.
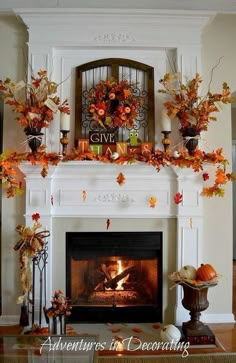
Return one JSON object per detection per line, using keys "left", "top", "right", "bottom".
{"left": 117, "top": 260, "right": 124, "bottom": 290}
{"left": 104, "top": 259, "right": 130, "bottom": 291}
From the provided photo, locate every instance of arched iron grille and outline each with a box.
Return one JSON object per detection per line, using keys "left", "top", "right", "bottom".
{"left": 75, "top": 58, "right": 155, "bottom": 145}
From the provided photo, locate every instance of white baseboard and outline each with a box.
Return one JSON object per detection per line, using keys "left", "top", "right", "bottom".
{"left": 1, "top": 313, "right": 234, "bottom": 326}
{"left": 201, "top": 313, "right": 235, "bottom": 323}
{"left": 0, "top": 315, "right": 19, "bottom": 325}
{"left": 175, "top": 304, "right": 235, "bottom": 325}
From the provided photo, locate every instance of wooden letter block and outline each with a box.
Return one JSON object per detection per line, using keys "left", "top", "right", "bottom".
{"left": 89, "top": 144, "right": 103, "bottom": 155}
{"left": 103, "top": 144, "right": 117, "bottom": 156}
{"left": 116, "top": 142, "right": 127, "bottom": 156}
{"left": 127, "top": 146, "right": 141, "bottom": 155}
{"left": 141, "top": 142, "right": 153, "bottom": 154}
{"left": 78, "top": 139, "right": 89, "bottom": 153}
{"left": 89, "top": 130, "right": 118, "bottom": 145}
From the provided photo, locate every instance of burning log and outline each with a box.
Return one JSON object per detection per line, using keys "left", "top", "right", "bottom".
{"left": 101, "top": 263, "right": 112, "bottom": 281}
{"left": 104, "top": 266, "right": 136, "bottom": 290}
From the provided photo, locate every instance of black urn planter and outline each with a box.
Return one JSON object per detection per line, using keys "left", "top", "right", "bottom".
{"left": 182, "top": 127, "right": 200, "bottom": 156}
{"left": 25, "top": 128, "right": 44, "bottom": 153}
{"left": 181, "top": 283, "right": 209, "bottom": 335}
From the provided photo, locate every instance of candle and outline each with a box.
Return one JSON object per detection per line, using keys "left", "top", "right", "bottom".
{"left": 60, "top": 113, "right": 70, "bottom": 131}
{"left": 161, "top": 109, "right": 171, "bottom": 132}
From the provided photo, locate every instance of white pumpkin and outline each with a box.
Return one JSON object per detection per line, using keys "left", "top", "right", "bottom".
{"left": 111, "top": 152, "right": 119, "bottom": 160}
{"left": 179, "top": 265, "right": 197, "bottom": 280}
{"left": 160, "top": 324, "right": 181, "bottom": 343}
{"left": 173, "top": 151, "right": 180, "bottom": 158}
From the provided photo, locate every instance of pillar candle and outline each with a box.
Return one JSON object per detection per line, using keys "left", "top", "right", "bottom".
{"left": 60, "top": 113, "right": 70, "bottom": 131}
{"left": 161, "top": 109, "right": 171, "bottom": 132}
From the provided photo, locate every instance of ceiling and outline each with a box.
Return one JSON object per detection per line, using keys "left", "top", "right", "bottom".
{"left": 0, "top": 0, "right": 236, "bottom": 12}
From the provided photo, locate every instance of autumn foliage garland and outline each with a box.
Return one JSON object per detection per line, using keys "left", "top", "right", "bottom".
{"left": 0, "top": 146, "right": 234, "bottom": 198}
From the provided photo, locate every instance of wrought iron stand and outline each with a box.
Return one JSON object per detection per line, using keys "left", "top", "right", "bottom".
{"left": 29, "top": 243, "right": 48, "bottom": 327}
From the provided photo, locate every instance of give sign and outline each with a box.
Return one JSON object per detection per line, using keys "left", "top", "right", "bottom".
{"left": 89, "top": 130, "right": 118, "bottom": 145}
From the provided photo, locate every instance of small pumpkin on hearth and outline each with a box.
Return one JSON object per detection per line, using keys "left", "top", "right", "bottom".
{"left": 179, "top": 265, "right": 197, "bottom": 280}
{"left": 160, "top": 324, "right": 181, "bottom": 343}
{"left": 196, "top": 263, "right": 217, "bottom": 281}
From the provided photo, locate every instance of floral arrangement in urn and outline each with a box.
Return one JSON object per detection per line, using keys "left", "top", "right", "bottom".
{"left": 87, "top": 78, "right": 142, "bottom": 129}
{"left": 0, "top": 70, "right": 70, "bottom": 134}
{"left": 45, "top": 289, "right": 72, "bottom": 318}
{"left": 14, "top": 213, "right": 50, "bottom": 304}
{"left": 158, "top": 72, "right": 232, "bottom": 135}
{"left": 169, "top": 263, "right": 219, "bottom": 289}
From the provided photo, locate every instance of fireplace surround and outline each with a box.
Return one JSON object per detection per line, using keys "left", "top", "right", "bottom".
{"left": 66, "top": 231, "right": 163, "bottom": 323}
{"left": 17, "top": 161, "right": 205, "bottom": 326}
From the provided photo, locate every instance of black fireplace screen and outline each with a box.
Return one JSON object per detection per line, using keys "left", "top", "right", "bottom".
{"left": 66, "top": 232, "right": 162, "bottom": 323}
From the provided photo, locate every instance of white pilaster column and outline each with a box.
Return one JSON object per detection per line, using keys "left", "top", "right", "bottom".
{"left": 21, "top": 163, "right": 56, "bottom": 314}
{"left": 174, "top": 167, "right": 203, "bottom": 325}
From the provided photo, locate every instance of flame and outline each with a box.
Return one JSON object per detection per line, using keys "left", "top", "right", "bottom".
{"left": 117, "top": 260, "right": 123, "bottom": 290}
{"left": 116, "top": 259, "right": 129, "bottom": 290}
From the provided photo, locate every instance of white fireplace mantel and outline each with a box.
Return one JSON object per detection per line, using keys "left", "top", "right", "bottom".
{"left": 20, "top": 160, "right": 203, "bottom": 325}
{"left": 20, "top": 161, "right": 203, "bottom": 219}
{"left": 2, "top": 8, "right": 233, "bottom": 326}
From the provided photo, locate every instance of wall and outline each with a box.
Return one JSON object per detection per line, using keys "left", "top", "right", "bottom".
{"left": 201, "top": 14, "right": 236, "bottom": 318}
{"left": 0, "top": 15, "right": 27, "bottom": 316}
{"left": 0, "top": 12, "right": 235, "bottom": 322}
{"left": 232, "top": 108, "right": 236, "bottom": 140}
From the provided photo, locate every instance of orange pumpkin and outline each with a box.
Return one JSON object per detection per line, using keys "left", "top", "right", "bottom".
{"left": 196, "top": 263, "right": 217, "bottom": 281}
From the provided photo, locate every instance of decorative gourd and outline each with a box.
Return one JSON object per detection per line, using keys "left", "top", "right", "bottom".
{"left": 196, "top": 264, "right": 217, "bottom": 281}
{"left": 179, "top": 265, "right": 197, "bottom": 280}
{"left": 160, "top": 324, "right": 181, "bottom": 343}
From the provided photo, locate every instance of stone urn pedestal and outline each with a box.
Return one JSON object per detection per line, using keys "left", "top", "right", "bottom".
{"left": 181, "top": 283, "right": 210, "bottom": 337}
{"left": 179, "top": 282, "right": 218, "bottom": 344}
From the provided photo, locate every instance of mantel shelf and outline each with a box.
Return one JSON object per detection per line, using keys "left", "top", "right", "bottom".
{"left": 21, "top": 159, "right": 203, "bottom": 219}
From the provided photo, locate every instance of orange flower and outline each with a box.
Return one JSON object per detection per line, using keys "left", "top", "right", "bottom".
{"left": 45, "top": 290, "right": 72, "bottom": 318}
{"left": 98, "top": 109, "right": 105, "bottom": 116}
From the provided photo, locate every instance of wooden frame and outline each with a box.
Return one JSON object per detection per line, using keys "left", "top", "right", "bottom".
{"left": 75, "top": 58, "right": 155, "bottom": 145}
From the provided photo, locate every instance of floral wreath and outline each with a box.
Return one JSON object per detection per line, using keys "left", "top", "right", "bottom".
{"left": 87, "top": 78, "right": 141, "bottom": 129}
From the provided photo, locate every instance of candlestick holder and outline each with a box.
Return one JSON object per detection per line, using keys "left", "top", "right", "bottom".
{"left": 161, "top": 131, "right": 171, "bottom": 152}
{"left": 60, "top": 130, "right": 70, "bottom": 156}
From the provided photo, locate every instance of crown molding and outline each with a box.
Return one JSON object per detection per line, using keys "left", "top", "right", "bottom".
{"left": 14, "top": 8, "right": 212, "bottom": 48}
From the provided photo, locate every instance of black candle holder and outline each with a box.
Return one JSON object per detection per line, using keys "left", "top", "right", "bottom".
{"left": 60, "top": 130, "right": 70, "bottom": 156}
{"left": 161, "top": 131, "right": 171, "bottom": 152}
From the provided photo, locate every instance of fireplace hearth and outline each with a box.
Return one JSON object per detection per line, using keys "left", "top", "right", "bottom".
{"left": 66, "top": 232, "right": 162, "bottom": 323}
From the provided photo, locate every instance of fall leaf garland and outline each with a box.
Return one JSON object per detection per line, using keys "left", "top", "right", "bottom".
{"left": 0, "top": 146, "right": 61, "bottom": 198}
{"left": 0, "top": 147, "right": 235, "bottom": 198}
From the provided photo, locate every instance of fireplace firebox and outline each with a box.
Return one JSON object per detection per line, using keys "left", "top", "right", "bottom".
{"left": 66, "top": 232, "right": 162, "bottom": 323}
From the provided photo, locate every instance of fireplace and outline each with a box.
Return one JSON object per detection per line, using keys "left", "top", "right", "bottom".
{"left": 66, "top": 231, "right": 163, "bottom": 323}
